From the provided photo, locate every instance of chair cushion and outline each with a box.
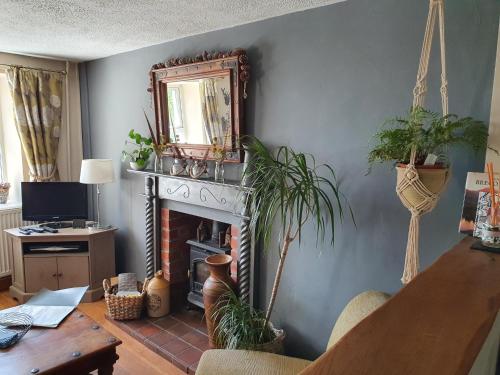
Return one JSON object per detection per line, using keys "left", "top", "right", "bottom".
{"left": 327, "top": 290, "right": 390, "bottom": 349}
{"left": 196, "top": 349, "right": 312, "bottom": 375}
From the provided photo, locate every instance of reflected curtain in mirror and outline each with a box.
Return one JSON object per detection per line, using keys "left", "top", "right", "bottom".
{"left": 6, "top": 67, "right": 63, "bottom": 181}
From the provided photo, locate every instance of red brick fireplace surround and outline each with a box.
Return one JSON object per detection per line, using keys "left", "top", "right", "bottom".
{"left": 161, "top": 208, "right": 239, "bottom": 309}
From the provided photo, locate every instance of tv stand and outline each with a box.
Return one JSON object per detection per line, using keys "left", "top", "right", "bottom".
{"left": 4, "top": 227, "right": 116, "bottom": 303}
{"left": 43, "top": 221, "right": 73, "bottom": 229}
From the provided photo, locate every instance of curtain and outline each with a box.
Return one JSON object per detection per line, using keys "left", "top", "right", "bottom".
{"left": 199, "top": 78, "right": 223, "bottom": 145}
{"left": 6, "top": 67, "right": 63, "bottom": 181}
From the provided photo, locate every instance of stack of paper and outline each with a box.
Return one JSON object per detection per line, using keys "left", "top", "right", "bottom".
{"left": 1, "top": 287, "right": 88, "bottom": 328}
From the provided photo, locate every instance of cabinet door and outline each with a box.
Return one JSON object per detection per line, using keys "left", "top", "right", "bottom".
{"left": 57, "top": 256, "right": 90, "bottom": 289}
{"left": 24, "top": 257, "right": 58, "bottom": 293}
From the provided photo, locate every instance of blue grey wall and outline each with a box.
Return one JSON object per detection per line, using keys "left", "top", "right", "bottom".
{"left": 80, "top": 0, "right": 500, "bottom": 359}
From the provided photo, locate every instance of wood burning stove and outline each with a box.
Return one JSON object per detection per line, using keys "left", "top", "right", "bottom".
{"left": 187, "top": 221, "right": 232, "bottom": 309}
{"left": 187, "top": 240, "right": 231, "bottom": 308}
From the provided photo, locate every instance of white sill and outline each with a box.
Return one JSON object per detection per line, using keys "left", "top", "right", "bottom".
{"left": 0, "top": 202, "right": 22, "bottom": 211}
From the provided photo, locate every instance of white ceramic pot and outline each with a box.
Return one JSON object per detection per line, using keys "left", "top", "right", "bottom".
{"left": 130, "top": 161, "right": 147, "bottom": 171}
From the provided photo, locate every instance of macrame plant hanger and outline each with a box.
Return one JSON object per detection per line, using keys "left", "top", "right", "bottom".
{"left": 397, "top": 0, "right": 450, "bottom": 285}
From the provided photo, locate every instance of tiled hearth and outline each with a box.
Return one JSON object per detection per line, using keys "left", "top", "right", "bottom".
{"left": 107, "top": 307, "right": 208, "bottom": 374}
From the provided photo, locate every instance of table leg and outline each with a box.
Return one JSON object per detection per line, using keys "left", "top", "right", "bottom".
{"left": 98, "top": 350, "right": 119, "bottom": 375}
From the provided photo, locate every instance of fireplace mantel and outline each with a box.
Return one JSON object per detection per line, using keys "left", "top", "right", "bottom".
{"left": 129, "top": 170, "right": 250, "bottom": 218}
{"left": 128, "top": 169, "right": 254, "bottom": 304}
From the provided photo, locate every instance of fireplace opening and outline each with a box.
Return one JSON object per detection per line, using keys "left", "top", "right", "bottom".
{"left": 161, "top": 208, "right": 238, "bottom": 311}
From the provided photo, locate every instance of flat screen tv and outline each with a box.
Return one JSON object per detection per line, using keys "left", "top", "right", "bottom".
{"left": 21, "top": 182, "right": 88, "bottom": 222}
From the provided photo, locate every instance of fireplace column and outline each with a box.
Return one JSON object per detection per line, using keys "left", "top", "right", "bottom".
{"left": 144, "top": 176, "right": 155, "bottom": 279}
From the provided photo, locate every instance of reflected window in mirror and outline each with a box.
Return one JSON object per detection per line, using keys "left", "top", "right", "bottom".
{"left": 166, "top": 75, "right": 232, "bottom": 147}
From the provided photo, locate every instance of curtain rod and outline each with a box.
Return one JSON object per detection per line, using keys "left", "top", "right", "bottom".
{"left": 0, "top": 63, "right": 66, "bottom": 75}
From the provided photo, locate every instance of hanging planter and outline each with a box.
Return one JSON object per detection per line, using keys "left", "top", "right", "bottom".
{"left": 368, "top": 0, "right": 489, "bottom": 284}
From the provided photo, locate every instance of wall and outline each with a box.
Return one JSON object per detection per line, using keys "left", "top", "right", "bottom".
{"left": 80, "top": 0, "right": 500, "bottom": 359}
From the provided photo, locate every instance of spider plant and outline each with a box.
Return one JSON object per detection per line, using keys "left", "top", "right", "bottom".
{"left": 243, "top": 136, "right": 353, "bottom": 325}
{"left": 212, "top": 288, "right": 275, "bottom": 349}
{"left": 368, "top": 106, "right": 488, "bottom": 169}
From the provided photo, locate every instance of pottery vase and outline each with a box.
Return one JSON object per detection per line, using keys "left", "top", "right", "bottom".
{"left": 203, "top": 254, "right": 236, "bottom": 348}
{"left": 146, "top": 270, "right": 170, "bottom": 318}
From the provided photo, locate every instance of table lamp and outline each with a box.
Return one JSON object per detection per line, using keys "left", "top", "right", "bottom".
{"left": 80, "top": 159, "right": 115, "bottom": 229}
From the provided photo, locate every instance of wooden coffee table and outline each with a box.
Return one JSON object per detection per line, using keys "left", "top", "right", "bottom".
{"left": 0, "top": 309, "right": 122, "bottom": 374}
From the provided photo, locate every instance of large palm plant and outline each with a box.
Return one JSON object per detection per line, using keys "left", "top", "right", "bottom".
{"left": 244, "top": 137, "right": 353, "bottom": 325}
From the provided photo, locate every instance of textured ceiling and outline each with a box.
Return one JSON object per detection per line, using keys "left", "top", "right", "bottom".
{"left": 0, "top": 0, "right": 345, "bottom": 61}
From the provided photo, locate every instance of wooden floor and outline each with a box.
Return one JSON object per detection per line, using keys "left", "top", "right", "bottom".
{"left": 0, "top": 291, "right": 184, "bottom": 375}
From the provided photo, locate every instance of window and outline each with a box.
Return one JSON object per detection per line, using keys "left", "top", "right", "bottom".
{"left": 0, "top": 71, "right": 24, "bottom": 204}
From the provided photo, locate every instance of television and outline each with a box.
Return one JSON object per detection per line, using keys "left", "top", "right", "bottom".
{"left": 21, "top": 182, "right": 88, "bottom": 222}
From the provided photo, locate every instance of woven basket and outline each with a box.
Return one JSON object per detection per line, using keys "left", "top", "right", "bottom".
{"left": 103, "top": 278, "right": 149, "bottom": 320}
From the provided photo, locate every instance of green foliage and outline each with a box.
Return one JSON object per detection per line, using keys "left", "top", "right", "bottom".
{"left": 368, "top": 106, "right": 488, "bottom": 168}
{"left": 122, "top": 129, "right": 154, "bottom": 163}
{"left": 243, "top": 136, "right": 353, "bottom": 251}
{"left": 212, "top": 288, "right": 275, "bottom": 349}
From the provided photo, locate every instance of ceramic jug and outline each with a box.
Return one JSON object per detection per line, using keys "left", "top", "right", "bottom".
{"left": 146, "top": 270, "right": 170, "bottom": 318}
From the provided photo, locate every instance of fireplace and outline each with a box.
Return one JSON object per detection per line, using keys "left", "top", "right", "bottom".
{"left": 131, "top": 170, "right": 255, "bottom": 308}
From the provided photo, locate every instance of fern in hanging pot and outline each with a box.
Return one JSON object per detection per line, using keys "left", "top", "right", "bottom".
{"left": 368, "top": 106, "right": 488, "bottom": 187}
{"left": 368, "top": 106, "right": 488, "bottom": 282}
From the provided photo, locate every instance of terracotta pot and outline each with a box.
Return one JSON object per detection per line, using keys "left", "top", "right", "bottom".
{"left": 203, "top": 254, "right": 236, "bottom": 348}
{"left": 146, "top": 270, "right": 170, "bottom": 318}
{"left": 396, "top": 165, "right": 450, "bottom": 208}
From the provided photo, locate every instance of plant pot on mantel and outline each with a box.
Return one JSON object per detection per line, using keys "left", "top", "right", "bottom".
{"left": 129, "top": 161, "right": 147, "bottom": 171}
{"left": 396, "top": 163, "right": 450, "bottom": 207}
{"left": 203, "top": 254, "right": 237, "bottom": 349}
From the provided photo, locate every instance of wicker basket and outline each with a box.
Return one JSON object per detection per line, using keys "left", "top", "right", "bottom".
{"left": 103, "top": 278, "right": 149, "bottom": 320}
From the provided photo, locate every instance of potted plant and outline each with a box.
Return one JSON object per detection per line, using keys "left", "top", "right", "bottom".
{"left": 0, "top": 182, "right": 10, "bottom": 204}
{"left": 212, "top": 136, "right": 353, "bottom": 352}
{"left": 368, "top": 106, "right": 488, "bottom": 170}
{"left": 368, "top": 106, "right": 488, "bottom": 283}
{"left": 121, "top": 129, "right": 154, "bottom": 171}
{"left": 368, "top": 106, "right": 488, "bottom": 207}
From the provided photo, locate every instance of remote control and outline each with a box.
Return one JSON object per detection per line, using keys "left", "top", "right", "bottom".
{"left": 40, "top": 226, "right": 58, "bottom": 234}
{"left": 19, "top": 228, "right": 31, "bottom": 235}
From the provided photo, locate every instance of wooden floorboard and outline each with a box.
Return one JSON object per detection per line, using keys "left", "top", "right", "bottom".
{"left": 0, "top": 291, "right": 185, "bottom": 375}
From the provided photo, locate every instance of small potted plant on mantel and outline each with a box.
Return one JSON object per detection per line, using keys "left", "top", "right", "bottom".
{"left": 212, "top": 136, "right": 354, "bottom": 353}
{"left": 368, "top": 106, "right": 488, "bottom": 193}
{"left": 121, "top": 129, "right": 154, "bottom": 171}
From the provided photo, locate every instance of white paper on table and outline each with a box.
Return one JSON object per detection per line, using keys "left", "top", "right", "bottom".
{"left": 0, "top": 286, "right": 88, "bottom": 328}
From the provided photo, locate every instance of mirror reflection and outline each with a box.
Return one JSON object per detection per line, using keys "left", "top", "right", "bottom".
{"left": 167, "top": 75, "right": 232, "bottom": 146}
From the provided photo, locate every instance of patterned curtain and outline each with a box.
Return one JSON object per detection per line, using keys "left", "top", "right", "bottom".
{"left": 6, "top": 68, "right": 63, "bottom": 181}
{"left": 199, "top": 78, "right": 223, "bottom": 145}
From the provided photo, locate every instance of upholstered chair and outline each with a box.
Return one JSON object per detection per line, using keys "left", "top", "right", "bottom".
{"left": 196, "top": 290, "right": 391, "bottom": 375}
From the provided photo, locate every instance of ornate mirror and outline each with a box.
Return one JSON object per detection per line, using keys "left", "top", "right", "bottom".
{"left": 150, "top": 49, "right": 250, "bottom": 162}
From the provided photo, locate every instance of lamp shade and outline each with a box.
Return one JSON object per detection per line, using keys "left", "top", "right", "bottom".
{"left": 80, "top": 159, "right": 115, "bottom": 184}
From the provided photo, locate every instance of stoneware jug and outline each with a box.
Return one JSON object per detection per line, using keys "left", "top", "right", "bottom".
{"left": 146, "top": 270, "right": 170, "bottom": 318}
{"left": 203, "top": 254, "right": 236, "bottom": 348}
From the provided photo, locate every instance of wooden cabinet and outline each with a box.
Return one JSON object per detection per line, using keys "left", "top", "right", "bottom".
{"left": 5, "top": 227, "right": 116, "bottom": 303}
{"left": 24, "top": 255, "right": 90, "bottom": 292}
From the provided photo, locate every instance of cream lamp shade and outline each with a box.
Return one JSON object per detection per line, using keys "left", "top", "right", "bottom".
{"left": 80, "top": 159, "right": 115, "bottom": 184}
